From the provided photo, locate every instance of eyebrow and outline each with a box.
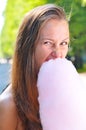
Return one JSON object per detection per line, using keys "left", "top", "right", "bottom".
{"left": 41, "top": 37, "right": 70, "bottom": 42}
{"left": 62, "top": 37, "right": 70, "bottom": 41}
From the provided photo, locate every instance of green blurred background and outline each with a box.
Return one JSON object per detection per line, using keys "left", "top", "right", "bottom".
{"left": 0, "top": 0, "right": 86, "bottom": 72}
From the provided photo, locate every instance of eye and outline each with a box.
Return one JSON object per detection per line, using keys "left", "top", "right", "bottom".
{"left": 60, "top": 41, "right": 68, "bottom": 46}
{"left": 44, "top": 41, "right": 52, "bottom": 45}
{"left": 44, "top": 41, "right": 55, "bottom": 47}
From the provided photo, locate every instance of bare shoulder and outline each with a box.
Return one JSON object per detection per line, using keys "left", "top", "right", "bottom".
{"left": 0, "top": 85, "right": 18, "bottom": 130}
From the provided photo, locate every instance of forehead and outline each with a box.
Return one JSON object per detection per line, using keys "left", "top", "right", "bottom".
{"left": 39, "top": 19, "right": 69, "bottom": 41}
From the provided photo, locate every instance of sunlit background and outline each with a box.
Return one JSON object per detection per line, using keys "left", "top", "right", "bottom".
{"left": 0, "top": 0, "right": 7, "bottom": 32}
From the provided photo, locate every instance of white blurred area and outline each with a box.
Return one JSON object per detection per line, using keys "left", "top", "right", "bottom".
{"left": 37, "top": 58, "right": 86, "bottom": 130}
{"left": 80, "top": 73, "right": 86, "bottom": 86}
{"left": 0, "top": 58, "right": 12, "bottom": 64}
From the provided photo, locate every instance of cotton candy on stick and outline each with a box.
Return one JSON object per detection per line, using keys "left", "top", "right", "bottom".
{"left": 37, "top": 58, "right": 86, "bottom": 130}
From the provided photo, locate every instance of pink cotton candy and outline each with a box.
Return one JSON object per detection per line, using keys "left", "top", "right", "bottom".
{"left": 37, "top": 58, "right": 86, "bottom": 130}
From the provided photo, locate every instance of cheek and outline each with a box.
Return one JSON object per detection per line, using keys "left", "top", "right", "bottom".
{"left": 38, "top": 49, "right": 50, "bottom": 65}
{"left": 35, "top": 46, "right": 50, "bottom": 70}
{"left": 62, "top": 47, "right": 68, "bottom": 58}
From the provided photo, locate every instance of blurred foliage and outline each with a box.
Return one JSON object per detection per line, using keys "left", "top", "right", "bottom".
{"left": 69, "top": 0, "right": 86, "bottom": 54}
{"left": 0, "top": 0, "right": 86, "bottom": 69}
{"left": 0, "top": 0, "right": 48, "bottom": 57}
{"left": 67, "top": 0, "right": 86, "bottom": 69}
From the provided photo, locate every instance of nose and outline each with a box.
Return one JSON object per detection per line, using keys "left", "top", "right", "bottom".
{"left": 45, "top": 50, "right": 61, "bottom": 61}
{"left": 52, "top": 45, "right": 62, "bottom": 58}
{"left": 51, "top": 51, "right": 57, "bottom": 58}
{"left": 45, "top": 45, "right": 62, "bottom": 61}
{"left": 51, "top": 50, "right": 61, "bottom": 58}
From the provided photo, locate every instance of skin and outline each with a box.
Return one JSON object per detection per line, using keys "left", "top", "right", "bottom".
{"left": 35, "top": 19, "right": 70, "bottom": 72}
{"left": 0, "top": 19, "right": 69, "bottom": 130}
{"left": 0, "top": 85, "right": 23, "bottom": 130}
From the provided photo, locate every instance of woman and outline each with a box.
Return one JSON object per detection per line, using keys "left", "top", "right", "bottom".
{"left": 0, "top": 4, "right": 70, "bottom": 130}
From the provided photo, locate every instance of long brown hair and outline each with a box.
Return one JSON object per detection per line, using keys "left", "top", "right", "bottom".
{"left": 12, "top": 4, "right": 67, "bottom": 130}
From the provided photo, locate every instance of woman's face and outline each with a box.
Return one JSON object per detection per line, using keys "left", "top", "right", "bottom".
{"left": 35, "top": 19, "right": 70, "bottom": 72}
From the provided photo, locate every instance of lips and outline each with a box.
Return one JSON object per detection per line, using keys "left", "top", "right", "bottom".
{"left": 45, "top": 51, "right": 62, "bottom": 61}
